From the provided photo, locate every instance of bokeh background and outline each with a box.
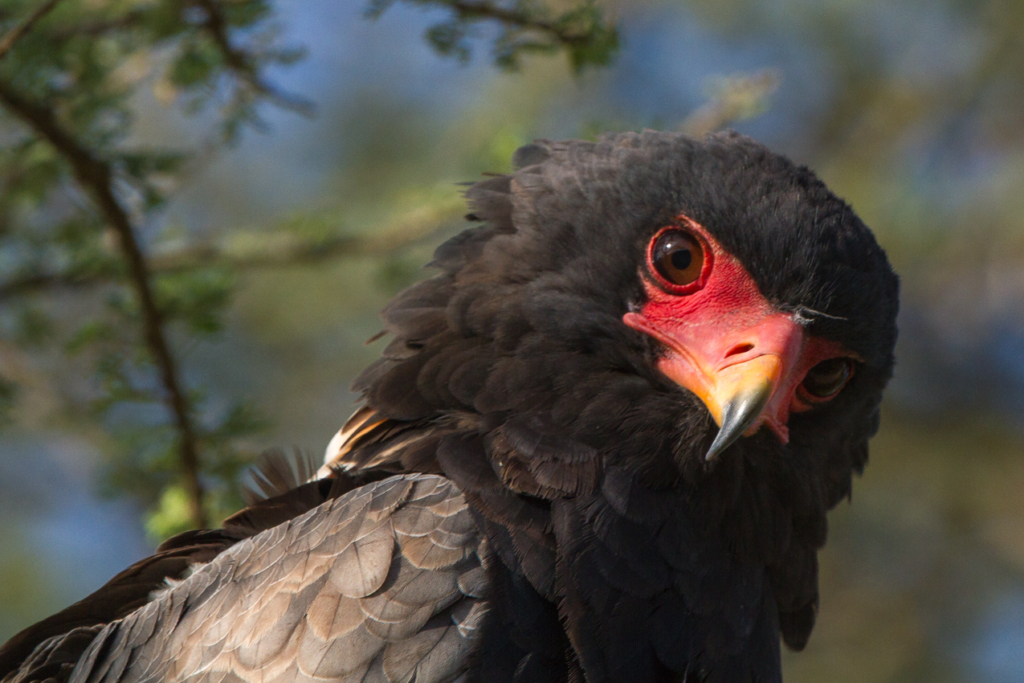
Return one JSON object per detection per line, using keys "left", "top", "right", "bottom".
{"left": 2, "top": 1, "right": 1024, "bottom": 681}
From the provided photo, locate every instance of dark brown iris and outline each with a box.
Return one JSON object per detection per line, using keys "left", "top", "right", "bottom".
{"left": 652, "top": 229, "right": 704, "bottom": 287}
{"left": 801, "top": 358, "right": 854, "bottom": 398}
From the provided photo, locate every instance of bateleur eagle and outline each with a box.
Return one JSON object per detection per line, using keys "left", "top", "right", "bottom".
{"left": 0, "top": 130, "right": 899, "bottom": 683}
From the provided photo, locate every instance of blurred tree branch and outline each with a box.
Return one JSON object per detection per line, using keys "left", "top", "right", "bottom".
{"left": 191, "top": 0, "right": 314, "bottom": 116}
{"left": 0, "top": 78, "right": 209, "bottom": 528}
{"left": 47, "top": 11, "right": 146, "bottom": 41}
{"left": 0, "top": 0, "right": 62, "bottom": 61}
{"left": 0, "top": 0, "right": 314, "bottom": 533}
{"left": 366, "top": 0, "right": 619, "bottom": 71}
{"left": 680, "top": 69, "right": 780, "bottom": 137}
{"left": 446, "top": 0, "right": 602, "bottom": 44}
{"left": 0, "top": 200, "right": 464, "bottom": 301}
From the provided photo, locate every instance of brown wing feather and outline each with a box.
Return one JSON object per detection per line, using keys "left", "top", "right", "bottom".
{"left": 49, "top": 475, "right": 486, "bottom": 683}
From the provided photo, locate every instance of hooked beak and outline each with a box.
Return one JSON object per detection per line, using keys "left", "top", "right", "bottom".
{"left": 624, "top": 310, "right": 804, "bottom": 461}
{"left": 700, "top": 355, "right": 782, "bottom": 460}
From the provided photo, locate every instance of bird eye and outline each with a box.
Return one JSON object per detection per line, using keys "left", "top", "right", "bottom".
{"left": 800, "top": 358, "right": 854, "bottom": 399}
{"left": 651, "top": 229, "right": 705, "bottom": 288}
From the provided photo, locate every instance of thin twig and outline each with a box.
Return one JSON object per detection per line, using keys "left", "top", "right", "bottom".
{"left": 192, "top": 0, "right": 314, "bottom": 116}
{"left": 150, "top": 215, "right": 455, "bottom": 273}
{"left": 0, "top": 203, "right": 460, "bottom": 300}
{"left": 0, "top": 0, "right": 64, "bottom": 61}
{"left": 446, "top": 0, "right": 590, "bottom": 44}
{"left": 680, "top": 70, "right": 781, "bottom": 138}
{"left": 0, "top": 272, "right": 73, "bottom": 301}
{"left": 0, "top": 78, "right": 209, "bottom": 529}
{"left": 48, "top": 10, "right": 145, "bottom": 41}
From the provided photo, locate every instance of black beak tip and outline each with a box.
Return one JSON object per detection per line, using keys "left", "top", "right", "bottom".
{"left": 703, "top": 387, "right": 773, "bottom": 461}
{"left": 704, "top": 429, "right": 735, "bottom": 461}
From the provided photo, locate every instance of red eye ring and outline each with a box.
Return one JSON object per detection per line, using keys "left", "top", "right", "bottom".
{"left": 646, "top": 221, "right": 714, "bottom": 294}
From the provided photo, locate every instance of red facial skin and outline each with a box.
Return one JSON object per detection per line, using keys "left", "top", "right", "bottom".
{"left": 623, "top": 216, "right": 854, "bottom": 445}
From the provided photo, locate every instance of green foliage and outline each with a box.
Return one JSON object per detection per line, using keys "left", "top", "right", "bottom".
{"left": 154, "top": 269, "right": 234, "bottom": 335}
{"left": 0, "top": 0, "right": 619, "bottom": 541}
{"left": 366, "top": 0, "right": 619, "bottom": 72}
{"left": 554, "top": 3, "right": 619, "bottom": 72}
{"left": 0, "top": 374, "right": 18, "bottom": 427}
{"left": 0, "top": 527, "right": 57, "bottom": 638}
{"left": 0, "top": 0, "right": 307, "bottom": 536}
{"left": 144, "top": 400, "right": 267, "bottom": 540}
{"left": 12, "top": 304, "right": 52, "bottom": 347}
{"left": 145, "top": 485, "right": 195, "bottom": 541}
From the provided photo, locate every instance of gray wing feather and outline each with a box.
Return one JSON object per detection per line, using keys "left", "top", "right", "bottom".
{"left": 2, "top": 626, "right": 105, "bottom": 683}
{"left": 66, "top": 474, "right": 486, "bottom": 683}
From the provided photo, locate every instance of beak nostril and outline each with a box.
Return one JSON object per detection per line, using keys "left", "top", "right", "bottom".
{"left": 725, "top": 343, "right": 755, "bottom": 358}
